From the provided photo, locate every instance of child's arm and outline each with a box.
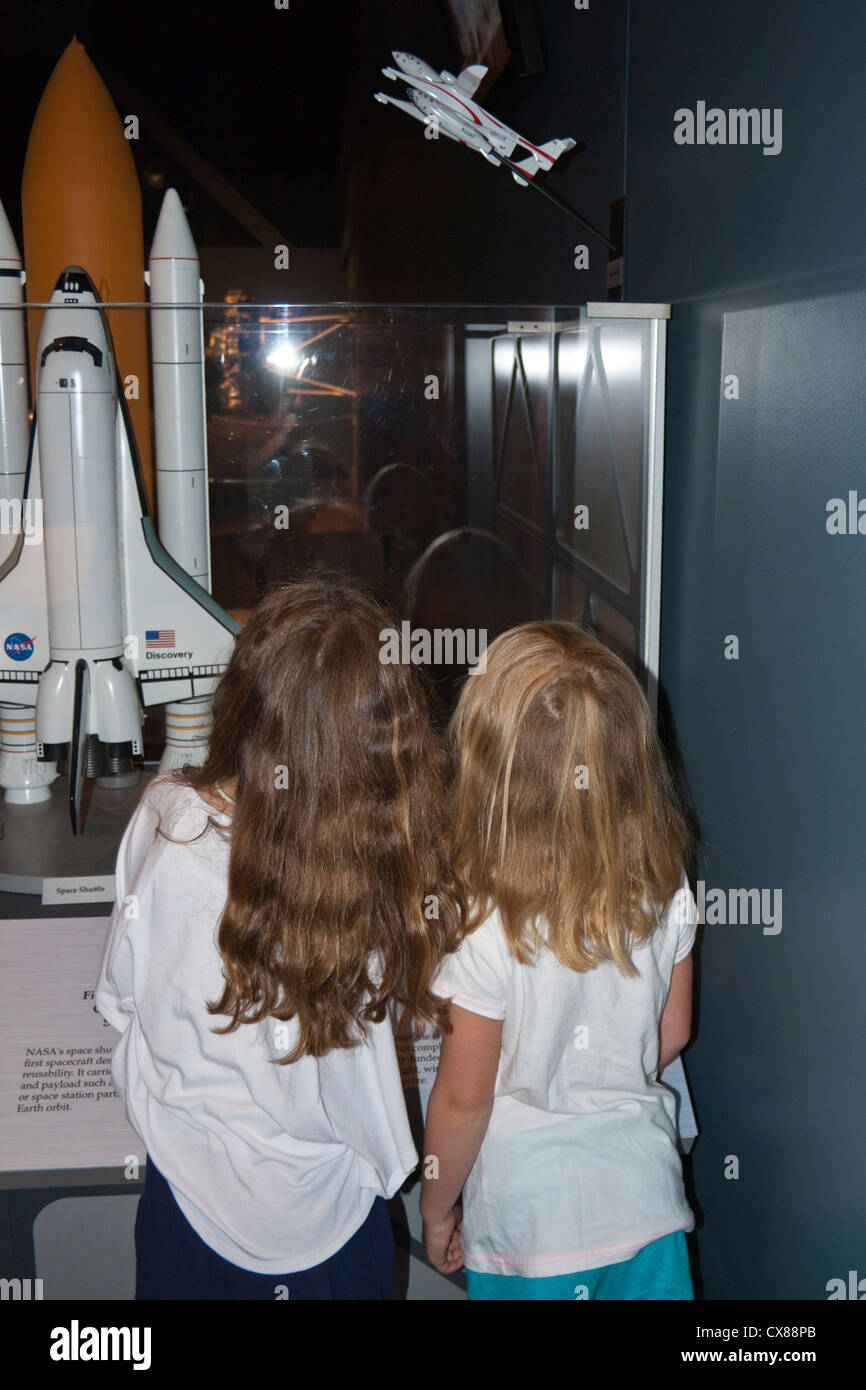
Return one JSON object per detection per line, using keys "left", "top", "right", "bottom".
{"left": 658, "top": 955, "right": 693, "bottom": 1073}
{"left": 420, "top": 1003, "right": 502, "bottom": 1273}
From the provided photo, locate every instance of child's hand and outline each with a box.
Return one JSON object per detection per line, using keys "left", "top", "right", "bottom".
{"left": 422, "top": 1205, "right": 464, "bottom": 1274}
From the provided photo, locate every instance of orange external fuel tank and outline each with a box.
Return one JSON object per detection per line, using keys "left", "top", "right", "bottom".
{"left": 22, "top": 38, "right": 154, "bottom": 510}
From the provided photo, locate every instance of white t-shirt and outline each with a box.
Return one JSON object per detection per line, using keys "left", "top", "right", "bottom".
{"left": 95, "top": 776, "right": 418, "bottom": 1274}
{"left": 431, "top": 876, "right": 698, "bottom": 1278}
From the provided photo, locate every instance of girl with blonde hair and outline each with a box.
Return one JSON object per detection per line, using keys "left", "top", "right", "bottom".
{"left": 421, "top": 621, "right": 697, "bottom": 1299}
{"left": 97, "top": 575, "right": 461, "bottom": 1299}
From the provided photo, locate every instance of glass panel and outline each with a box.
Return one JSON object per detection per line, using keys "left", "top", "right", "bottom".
{"left": 495, "top": 333, "right": 549, "bottom": 530}
{"left": 0, "top": 296, "right": 666, "bottom": 872}
{"left": 595, "top": 320, "right": 647, "bottom": 560}
{"left": 556, "top": 324, "right": 633, "bottom": 592}
{"left": 5, "top": 301, "right": 659, "bottom": 740}
{"left": 590, "top": 596, "right": 639, "bottom": 669}
{"left": 552, "top": 563, "right": 588, "bottom": 625}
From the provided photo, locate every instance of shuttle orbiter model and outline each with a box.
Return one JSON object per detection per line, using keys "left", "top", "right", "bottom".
{"left": 0, "top": 264, "right": 237, "bottom": 834}
{"left": 375, "top": 50, "right": 576, "bottom": 185}
{"left": 0, "top": 39, "right": 238, "bottom": 836}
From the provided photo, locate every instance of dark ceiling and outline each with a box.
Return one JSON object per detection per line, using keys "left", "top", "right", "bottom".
{"left": 0, "top": 0, "right": 357, "bottom": 247}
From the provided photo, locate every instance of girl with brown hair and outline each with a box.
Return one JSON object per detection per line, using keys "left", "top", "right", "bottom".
{"left": 421, "top": 620, "right": 698, "bottom": 1299}
{"left": 96, "top": 574, "right": 461, "bottom": 1299}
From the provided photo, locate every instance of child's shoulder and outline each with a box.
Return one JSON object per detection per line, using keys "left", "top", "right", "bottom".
{"left": 135, "top": 774, "right": 230, "bottom": 843}
{"left": 440, "top": 900, "right": 510, "bottom": 968}
{"left": 464, "top": 899, "right": 509, "bottom": 944}
{"left": 456, "top": 900, "right": 543, "bottom": 971}
{"left": 649, "top": 872, "right": 699, "bottom": 958}
{"left": 140, "top": 771, "right": 194, "bottom": 816}
{"left": 658, "top": 872, "right": 698, "bottom": 927}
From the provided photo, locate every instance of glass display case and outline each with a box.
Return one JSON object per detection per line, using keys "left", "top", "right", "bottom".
{"left": 0, "top": 299, "right": 668, "bottom": 887}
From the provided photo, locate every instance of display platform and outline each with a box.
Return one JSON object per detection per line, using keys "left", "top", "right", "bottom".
{"left": 0, "top": 771, "right": 152, "bottom": 899}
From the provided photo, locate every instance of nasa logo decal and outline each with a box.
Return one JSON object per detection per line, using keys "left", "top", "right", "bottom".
{"left": 4, "top": 632, "right": 35, "bottom": 661}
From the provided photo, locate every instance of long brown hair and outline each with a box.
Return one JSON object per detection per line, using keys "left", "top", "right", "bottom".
{"left": 450, "top": 621, "right": 690, "bottom": 975}
{"left": 160, "top": 574, "right": 463, "bottom": 1060}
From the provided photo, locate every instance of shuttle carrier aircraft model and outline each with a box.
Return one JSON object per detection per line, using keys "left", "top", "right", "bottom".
{"left": 373, "top": 50, "right": 613, "bottom": 248}
{"left": 375, "top": 50, "right": 576, "bottom": 184}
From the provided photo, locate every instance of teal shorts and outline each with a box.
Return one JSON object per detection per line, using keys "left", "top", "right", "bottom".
{"left": 464, "top": 1230, "right": 693, "bottom": 1301}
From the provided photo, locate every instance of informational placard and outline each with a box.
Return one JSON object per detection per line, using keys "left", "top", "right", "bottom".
{"left": 395, "top": 1020, "right": 441, "bottom": 1121}
{"left": 0, "top": 919, "right": 142, "bottom": 1175}
{"left": 41, "top": 876, "right": 117, "bottom": 906}
{"left": 665, "top": 1054, "right": 698, "bottom": 1143}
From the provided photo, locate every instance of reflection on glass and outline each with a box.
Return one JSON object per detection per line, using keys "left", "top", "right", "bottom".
{"left": 556, "top": 324, "right": 639, "bottom": 592}
{"left": 553, "top": 564, "right": 588, "bottom": 625}
{"left": 590, "top": 595, "right": 638, "bottom": 668}
{"left": 14, "top": 302, "right": 658, "bottom": 724}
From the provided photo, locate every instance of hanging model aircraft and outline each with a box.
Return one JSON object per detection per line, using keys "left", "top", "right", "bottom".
{"left": 374, "top": 50, "right": 576, "bottom": 185}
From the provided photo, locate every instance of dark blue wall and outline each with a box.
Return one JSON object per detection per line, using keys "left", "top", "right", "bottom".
{"left": 627, "top": 0, "right": 866, "bottom": 1299}
{"left": 626, "top": 0, "right": 866, "bottom": 299}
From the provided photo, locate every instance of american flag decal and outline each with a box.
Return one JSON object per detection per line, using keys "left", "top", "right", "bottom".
{"left": 146, "top": 629, "right": 176, "bottom": 649}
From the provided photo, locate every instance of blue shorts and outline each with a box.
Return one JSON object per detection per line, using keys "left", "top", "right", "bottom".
{"left": 135, "top": 1156, "right": 394, "bottom": 1300}
{"left": 465, "top": 1230, "right": 693, "bottom": 1301}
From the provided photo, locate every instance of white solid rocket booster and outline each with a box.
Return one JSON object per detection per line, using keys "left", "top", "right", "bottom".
{"left": 148, "top": 188, "right": 214, "bottom": 770}
{"left": 148, "top": 188, "right": 211, "bottom": 587}
{"left": 0, "top": 199, "right": 56, "bottom": 805}
{"left": 0, "top": 199, "right": 30, "bottom": 562}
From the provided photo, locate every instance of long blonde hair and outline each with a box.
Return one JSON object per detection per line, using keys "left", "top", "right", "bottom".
{"left": 450, "top": 621, "right": 689, "bottom": 975}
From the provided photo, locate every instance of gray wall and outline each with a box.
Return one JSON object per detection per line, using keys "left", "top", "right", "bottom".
{"left": 627, "top": 0, "right": 866, "bottom": 1298}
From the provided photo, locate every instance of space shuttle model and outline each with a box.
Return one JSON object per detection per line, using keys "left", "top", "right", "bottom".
{"left": 375, "top": 51, "right": 576, "bottom": 184}
{"left": 0, "top": 39, "right": 238, "bottom": 833}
